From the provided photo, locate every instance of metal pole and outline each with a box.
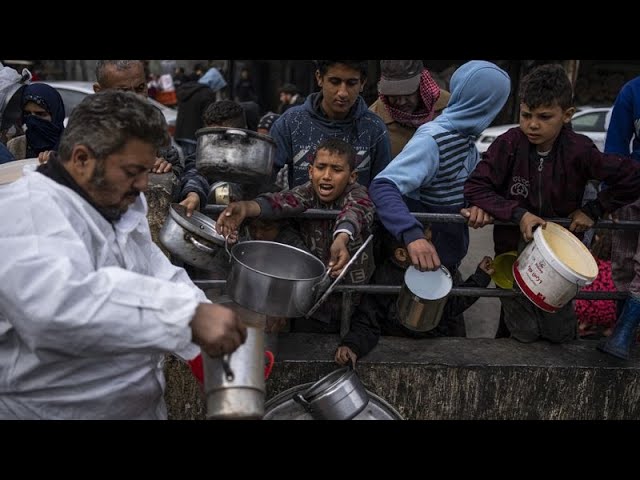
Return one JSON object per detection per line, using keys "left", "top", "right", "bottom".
{"left": 202, "top": 205, "right": 640, "bottom": 231}
{"left": 193, "top": 280, "right": 628, "bottom": 301}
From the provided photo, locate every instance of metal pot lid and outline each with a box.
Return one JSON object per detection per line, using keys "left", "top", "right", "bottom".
{"left": 264, "top": 383, "right": 403, "bottom": 420}
{"left": 404, "top": 265, "right": 452, "bottom": 300}
{"left": 195, "top": 126, "right": 276, "bottom": 145}
{"left": 168, "top": 203, "right": 225, "bottom": 246}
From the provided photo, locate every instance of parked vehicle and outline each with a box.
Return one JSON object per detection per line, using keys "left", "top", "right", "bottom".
{"left": 475, "top": 106, "right": 612, "bottom": 153}
{"left": 37, "top": 81, "right": 177, "bottom": 136}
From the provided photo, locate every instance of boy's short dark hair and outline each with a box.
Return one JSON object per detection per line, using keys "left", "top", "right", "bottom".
{"left": 314, "top": 60, "right": 368, "bottom": 79}
{"left": 202, "top": 100, "right": 246, "bottom": 128}
{"left": 313, "top": 137, "right": 357, "bottom": 171}
{"left": 278, "top": 83, "right": 298, "bottom": 95}
{"left": 519, "top": 63, "right": 573, "bottom": 110}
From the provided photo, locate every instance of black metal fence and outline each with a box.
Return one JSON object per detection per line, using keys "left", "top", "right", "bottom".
{"left": 197, "top": 205, "right": 638, "bottom": 330}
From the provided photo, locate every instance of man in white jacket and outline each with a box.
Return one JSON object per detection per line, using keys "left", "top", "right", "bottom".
{"left": 0, "top": 90, "right": 246, "bottom": 419}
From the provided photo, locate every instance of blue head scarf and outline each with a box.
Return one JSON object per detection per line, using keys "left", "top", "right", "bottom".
{"left": 21, "top": 83, "right": 65, "bottom": 157}
{"left": 198, "top": 67, "right": 227, "bottom": 92}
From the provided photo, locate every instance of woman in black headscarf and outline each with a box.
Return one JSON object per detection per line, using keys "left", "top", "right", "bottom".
{"left": 7, "top": 83, "right": 65, "bottom": 161}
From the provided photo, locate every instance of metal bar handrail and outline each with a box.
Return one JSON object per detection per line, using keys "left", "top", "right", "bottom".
{"left": 202, "top": 205, "right": 640, "bottom": 231}
{"left": 192, "top": 279, "right": 628, "bottom": 301}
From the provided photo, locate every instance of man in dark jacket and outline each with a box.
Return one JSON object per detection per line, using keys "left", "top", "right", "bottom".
{"left": 278, "top": 83, "right": 305, "bottom": 114}
{"left": 464, "top": 64, "right": 640, "bottom": 344}
{"left": 174, "top": 67, "right": 227, "bottom": 157}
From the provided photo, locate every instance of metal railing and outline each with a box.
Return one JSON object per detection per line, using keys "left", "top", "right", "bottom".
{"left": 198, "top": 205, "right": 639, "bottom": 332}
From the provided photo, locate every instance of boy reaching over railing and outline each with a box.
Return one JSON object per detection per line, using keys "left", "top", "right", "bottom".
{"left": 216, "top": 137, "right": 377, "bottom": 365}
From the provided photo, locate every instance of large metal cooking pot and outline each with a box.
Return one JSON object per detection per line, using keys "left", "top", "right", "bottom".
{"left": 202, "top": 301, "right": 266, "bottom": 420}
{"left": 397, "top": 265, "right": 453, "bottom": 332}
{"left": 195, "top": 127, "right": 276, "bottom": 184}
{"left": 226, "top": 240, "right": 328, "bottom": 318}
{"left": 159, "top": 203, "right": 226, "bottom": 271}
{"left": 292, "top": 365, "right": 369, "bottom": 420}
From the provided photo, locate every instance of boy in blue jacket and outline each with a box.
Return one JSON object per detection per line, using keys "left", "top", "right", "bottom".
{"left": 599, "top": 75, "right": 640, "bottom": 359}
{"left": 369, "top": 60, "right": 510, "bottom": 335}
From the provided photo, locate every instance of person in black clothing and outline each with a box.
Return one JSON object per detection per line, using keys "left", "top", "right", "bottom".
{"left": 338, "top": 228, "right": 495, "bottom": 365}
{"left": 278, "top": 83, "right": 305, "bottom": 114}
{"left": 234, "top": 67, "right": 258, "bottom": 103}
{"left": 174, "top": 67, "right": 227, "bottom": 157}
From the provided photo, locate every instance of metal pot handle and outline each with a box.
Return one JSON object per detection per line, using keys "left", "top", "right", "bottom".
{"left": 293, "top": 392, "right": 310, "bottom": 409}
{"left": 348, "top": 357, "right": 356, "bottom": 372}
{"left": 305, "top": 234, "right": 373, "bottom": 319}
{"left": 224, "top": 235, "right": 232, "bottom": 261}
{"left": 440, "top": 265, "right": 451, "bottom": 278}
{"left": 225, "top": 129, "right": 249, "bottom": 139}
{"left": 185, "top": 233, "right": 216, "bottom": 254}
{"left": 311, "top": 267, "right": 332, "bottom": 293}
{"left": 222, "top": 353, "right": 234, "bottom": 382}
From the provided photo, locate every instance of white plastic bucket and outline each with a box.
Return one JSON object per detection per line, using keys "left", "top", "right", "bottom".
{"left": 512, "top": 222, "right": 598, "bottom": 312}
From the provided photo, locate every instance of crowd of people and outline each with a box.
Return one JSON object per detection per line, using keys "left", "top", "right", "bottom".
{"left": 1, "top": 58, "right": 640, "bottom": 419}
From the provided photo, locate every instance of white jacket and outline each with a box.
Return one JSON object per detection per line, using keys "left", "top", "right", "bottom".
{"left": 0, "top": 167, "right": 206, "bottom": 419}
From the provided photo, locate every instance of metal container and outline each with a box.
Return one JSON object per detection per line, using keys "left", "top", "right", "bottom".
{"left": 195, "top": 127, "right": 276, "bottom": 184}
{"left": 202, "top": 302, "right": 266, "bottom": 420}
{"left": 292, "top": 366, "right": 369, "bottom": 420}
{"left": 208, "top": 181, "right": 231, "bottom": 205}
{"left": 397, "top": 265, "right": 453, "bottom": 332}
{"left": 264, "top": 383, "right": 403, "bottom": 420}
{"left": 159, "top": 203, "right": 226, "bottom": 271}
{"left": 226, "top": 240, "right": 327, "bottom": 317}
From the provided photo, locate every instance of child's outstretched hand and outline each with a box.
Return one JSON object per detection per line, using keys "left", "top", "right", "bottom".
{"left": 328, "top": 233, "right": 350, "bottom": 278}
{"left": 568, "top": 209, "right": 594, "bottom": 234}
{"left": 265, "top": 316, "right": 288, "bottom": 333}
{"left": 179, "top": 191, "right": 200, "bottom": 217}
{"left": 478, "top": 256, "right": 495, "bottom": 276}
{"left": 216, "top": 200, "right": 261, "bottom": 239}
{"left": 460, "top": 205, "right": 494, "bottom": 229}
{"left": 520, "top": 212, "right": 546, "bottom": 242}
{"left": 335, "top": 345, "right": 357, "bottom": 367}
{"left": 151, "top": 156, "right": 173, "bottom": 173}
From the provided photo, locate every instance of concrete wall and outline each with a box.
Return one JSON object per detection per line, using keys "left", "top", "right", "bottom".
{"left": 266, "top": 334, "right": 640, "bottom": 420}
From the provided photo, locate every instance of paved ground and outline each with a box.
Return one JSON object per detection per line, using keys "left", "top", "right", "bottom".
{"left": 459, "top": 225, "right": 501, "bottom": 338}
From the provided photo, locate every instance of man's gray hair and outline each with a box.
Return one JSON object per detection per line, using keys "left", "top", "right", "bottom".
{"left": 58, "top": 90, "right": 168, "bottom": 162}
{"left": 95, "top": 60, "right": 144, "bottom": 84}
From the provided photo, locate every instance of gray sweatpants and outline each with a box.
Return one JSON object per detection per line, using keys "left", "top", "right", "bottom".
{"left": 500, "top": 289, "right": 577, "bottom": 343}
{"left": 501, "top": 237, "right": 577, "bottom": 343}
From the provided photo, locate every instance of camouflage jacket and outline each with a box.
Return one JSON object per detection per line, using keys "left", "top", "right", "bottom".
{"left": 255, "top": 182, "right": 375, "bottom": 324}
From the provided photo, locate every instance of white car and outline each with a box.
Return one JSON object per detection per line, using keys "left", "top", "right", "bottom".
{"left": 475, "top": 106, "right": 612, "bottom": 153}
{"left": 37, "top": 80, "right": 177, "bottom": 136}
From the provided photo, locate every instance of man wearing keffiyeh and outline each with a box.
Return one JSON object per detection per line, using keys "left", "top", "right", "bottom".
{"left": 370, "top": 60, "right": 451, "bottom": 158}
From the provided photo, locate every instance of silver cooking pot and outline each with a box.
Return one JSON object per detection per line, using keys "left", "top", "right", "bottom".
{"left": 226, "top": 240, "right": 328, "bottom": 318}
{"left": 159, "top": 203, "right": 226, "bottom": 271}
{"left": 195, "top": 127, "right": 276, "bottom": 184}
{"left": 203, "top": 300, "right": 266, "bottom": 420}
{"left": 292, "top": 365, "right": 369, "bottom": 420}
{"left": 397, "top": 265, "right": 453, "bottom": 332}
